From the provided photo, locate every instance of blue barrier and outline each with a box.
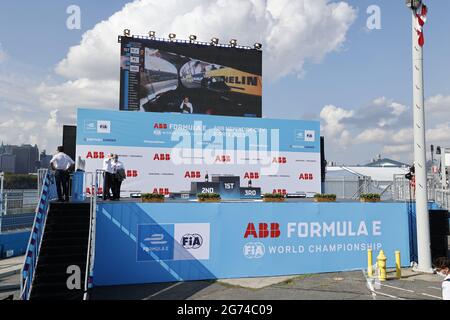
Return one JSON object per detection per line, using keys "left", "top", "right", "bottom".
{"left": 0, "top": 230, "right": 31, "bottom": 259}
{"left": 93, "top": 201, "right": 410, "bottom": 287}
{"left": 71, "top": 171, "right": 86, "bottom": 202}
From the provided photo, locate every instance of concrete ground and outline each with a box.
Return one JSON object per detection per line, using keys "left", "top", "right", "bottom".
{"left": 0, "top": 255, "right": 23, "bottom": 300}
{"left": 1, "top": 255, "right": 445, "bottom": 300}
{"left": 90, "top": 268, "right": 445, "bottom": 300}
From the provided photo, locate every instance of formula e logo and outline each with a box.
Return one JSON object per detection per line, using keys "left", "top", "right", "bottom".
{"left": 84, "top": 120, "right": 97, "bottom": 132}
{"left": 243, "top": 242, "right": 265, "bottom": 259}
{"left": 181, "top": 234, "right": 203, "bottom": 249}
{"left": 145, "top": 233, "right": 167, "bottom": 245}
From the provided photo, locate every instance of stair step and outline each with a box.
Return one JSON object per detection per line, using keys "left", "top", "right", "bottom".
{"left": 36, "top": 262, "right": 87, "bottom": 275}
{"left": 38, "top": 253, "right": 87, "bottom": 264}
{"left": 46, "top": 215, "right": 90, "bottom": 225}
{"left": 30, "top": 289, "right": 85, "bottom": 300}
{"left": 34, "top": 271, "right": 87, "bottom": 286}
{"left": 30, "top": 283, "right": 86, "bottom": 300}
{"left": 40, "top": 245, "right": 87, "bottom": 255}
{"left": 45, "top": 223, "right": 90, "bottom": 232}
{"left": 44, "top": 229, "right": 90, "bottom": 239}
{"left": 42, "top": 237, "right": 88, "bottom": 247}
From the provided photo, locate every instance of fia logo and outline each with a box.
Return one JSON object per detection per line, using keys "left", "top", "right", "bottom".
{"left": 181, "top": 234, "right": 203, "bottom": 249}
{"left": 97, "top": 121, "right": 111, "bottom": 134}
{"left": 304, "top": 130, "right": 315, "bottom": 142}
{"left": 243, "top": 242, "right": 265, "bottom": 259}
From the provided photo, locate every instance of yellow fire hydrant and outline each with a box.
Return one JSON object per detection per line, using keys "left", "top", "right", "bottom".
{"left": 367, "top": 249, "right": 373, "bottom": 277}
{"left": 377, "top": 250, "right": 387, "bottom": 281}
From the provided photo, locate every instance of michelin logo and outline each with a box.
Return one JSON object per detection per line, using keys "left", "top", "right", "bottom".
{"left": 243, "top": 242, "right": 265, "bottom": 259}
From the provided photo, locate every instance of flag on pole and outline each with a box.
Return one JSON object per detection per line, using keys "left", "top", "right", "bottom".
{"left": 415, "top": 4, "right": 428, "bottom": 47}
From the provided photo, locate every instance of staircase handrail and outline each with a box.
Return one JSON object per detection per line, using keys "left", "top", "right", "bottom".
{"left": 19, "top": 169, "right": 57, "bottom": 300}
{"left": 83, "top": 170, "right": 103, "bottom": 300}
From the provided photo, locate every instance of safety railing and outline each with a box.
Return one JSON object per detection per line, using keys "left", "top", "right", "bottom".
{"left": 20, "top": 169, "right": 57, "bottom": 300}
{"left": 83, "top": 169, "right": 103, "bottom": 300}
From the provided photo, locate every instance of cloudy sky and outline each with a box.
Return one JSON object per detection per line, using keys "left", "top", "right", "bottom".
{"left": 0, "top": 0, "right": 449, "bottom": 165}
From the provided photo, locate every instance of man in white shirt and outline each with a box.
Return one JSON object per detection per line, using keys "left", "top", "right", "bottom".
{"left": 102, "top": 153, "right": 114, "bottom": 200}
{"left": 180, "top": 97, "right": 193, "bottom": 114}
{"left": 50, "top": 146, "right": 75, "bottom": 202}
{"left": 111, "top": 154, "right": 126, "bottom": 200}
{"left": 434, "top": 257, "right": 450, "bottom": 300}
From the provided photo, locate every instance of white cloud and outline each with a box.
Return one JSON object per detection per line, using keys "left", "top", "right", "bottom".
{"left": 318, "top": 94, "right": 450, "bottom": 164}
{"left": 320, "top": 104, "right": 354, "bottom": 136}
{"left": 36, "top": 78, "right": 119, "bottom": 111}
{"left": 54, "top": 0, "right": 357, "bottom": 82}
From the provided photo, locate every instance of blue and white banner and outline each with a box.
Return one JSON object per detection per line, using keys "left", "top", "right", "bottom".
{"left": 76, "top": 108, "right": 321, "bottom": 196}
{"left": 92, "top": 202, "right": 411, "bottom": 286}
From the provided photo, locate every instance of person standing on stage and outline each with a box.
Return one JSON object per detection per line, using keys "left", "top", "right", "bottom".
{"left": 180, "top": 97, "right": 193, "bottom": 114}
{"left": 50, "top": 146, "right": 75, "bottom": 202}
{"left": 102, "top": 153, "right": 114, "bottom": 200}
{"left": 111, "top": 154, "right": 126, "bottom": 200}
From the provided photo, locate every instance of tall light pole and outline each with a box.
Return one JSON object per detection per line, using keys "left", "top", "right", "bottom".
{"left": 405, "top": 0, "right": 433, "bottom": 272}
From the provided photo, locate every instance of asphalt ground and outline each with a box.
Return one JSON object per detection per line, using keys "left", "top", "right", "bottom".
{"left": 89, "top": 268, "right": 445, "bottom": 300}
{"left": 1, "top": 254, "right": 445, "bottom": 300}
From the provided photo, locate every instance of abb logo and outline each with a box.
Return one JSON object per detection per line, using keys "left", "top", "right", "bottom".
{"left": 86, "top": 187, "right": 103, "bottom": 195}
{"left": 244, "top": 223, "right": 280, "bottom": 238}
{"left": 299, "top": 173, "right": 314, "bottom": 180}
{"left": 215, "top": 155, "right": 231, "bottom": 163}
{"left": 127, "top": 170, "right": 138, "bottom": 178}
{"left": 272, "top": 157, "right": 287, "bottom": 164}
{"left": 153, "top": 123, "right": 168, "bottom": 129}
{"left": 152, "top": 188, "right": 170, "bottom": 195}
{"left": 86, "top": 151, "right": 105, "bottom": 159}
{"left": 244, "top": 172, "right": 259, "bottom": 180}
{"left": 153, "top": 154, "right": 171, "bottom": 161}
{"left": 185, "top": 171, "right": 201, "bottom": 179}
{"left": 273, "top": 189, "right": 287, "bottom": 195}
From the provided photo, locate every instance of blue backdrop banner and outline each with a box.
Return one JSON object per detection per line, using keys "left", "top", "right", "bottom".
{"left": 92, "top": 202, "right": 411, "bottom": 286}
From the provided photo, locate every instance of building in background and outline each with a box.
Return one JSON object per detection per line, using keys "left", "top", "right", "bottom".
{"left": 0, "top": 143, "right": 39, "bottom": 174}
{"left": 39, "top": 150, "right": 52, "bottom": 170}
{"left": 364, "top": 157, "right": 409, "bottom": 168}
{"left": 0, "top": 153, "right": 16, "bottom": 173}
{"left": 325, "top": 157, "right": 409, "bottom": 199}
